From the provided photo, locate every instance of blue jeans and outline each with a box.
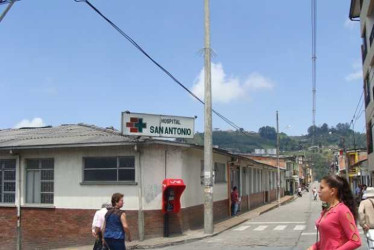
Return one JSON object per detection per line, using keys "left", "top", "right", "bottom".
{"left": 104, "top": 238, "right": 126, "bottom": 250}
{"left": 231, "top": 203, "right": 238, "bottom": 216}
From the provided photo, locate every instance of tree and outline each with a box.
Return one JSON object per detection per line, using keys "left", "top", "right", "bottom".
{"left": 307, "top": 125, "right": 318, "bottom": 137}
{"left": 335, "top": 123, "right": 351, "bottom": 135}
{"left": 258, "top": 126, "right": 277, "bottom": 140}
{"left": 320, "top": 123, "right": 329, "bottom": 134}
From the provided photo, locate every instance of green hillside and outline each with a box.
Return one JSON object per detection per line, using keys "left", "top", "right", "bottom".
{"left": 182, "top": 123, "right": 366, "bottom": 153}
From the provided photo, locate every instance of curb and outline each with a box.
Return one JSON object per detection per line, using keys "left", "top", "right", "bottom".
{"left": 128, "top": 196, "right": 296, "bottom": 249}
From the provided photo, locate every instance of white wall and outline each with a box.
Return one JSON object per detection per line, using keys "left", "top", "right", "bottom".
{"left": 1, "top": 145, "right": 287, "bottom": 211}
{"left": 181, "top": 148, "right": 230, "bottom": 208}
{"left": 140, "top": 144, "right": 184, "bottom": 210}
{"left": 17, "top": 147, "right": 140, "bottom": 210}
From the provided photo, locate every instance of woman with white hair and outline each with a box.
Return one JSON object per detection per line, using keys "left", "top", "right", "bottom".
{"left": 358, "top": 187, "right": 374, "bottom": 249}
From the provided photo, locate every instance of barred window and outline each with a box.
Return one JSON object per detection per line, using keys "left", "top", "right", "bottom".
{"left": 26, "top": 159, "right": 54, "bottom": 204}
{"left": 214, "top": 162, "right": 226, "bottom": 183}
{"left": 83, "top": 156, "right": 135, "bottom": 182}
{"left": 0, "top": 159, "right": 16, "bottom": 203}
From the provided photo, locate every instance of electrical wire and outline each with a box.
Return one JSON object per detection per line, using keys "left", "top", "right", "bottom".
{"left": 355, "top": 109, "right": 365, "bottom": 122}
{"left": 349, "top": 91, "right": 364, "bottom": 128}
{"left": 74, "top": 0, "right": 256, "bottom": 137}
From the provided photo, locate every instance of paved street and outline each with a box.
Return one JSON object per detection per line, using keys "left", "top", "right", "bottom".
{"left": 154, "top": 188, "right": 367, "bottom": 250}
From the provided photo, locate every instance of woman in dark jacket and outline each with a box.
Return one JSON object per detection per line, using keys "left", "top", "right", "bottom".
{"left": 103, "top": 193, "right": 132, "bottom": 250}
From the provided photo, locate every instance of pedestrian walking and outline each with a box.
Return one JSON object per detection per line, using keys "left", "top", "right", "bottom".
{"left": 358, "top": 187, "right": 374, "bottom": 249}
{"left": 312, "top": 187, "right": 318, "bottom": 201}
{"left": 92, "top": 202, "right": 111, "bottom": 250}
{"left": 307, "top": 175, "right": 361, "bottom": 250}
{"left": 103, "top": 193, "right": 132, "bottom": 250}
{"left": 231, "top": 186, "right": 239, "bottom": 216}
{"left": 297, "top": 186, "right": 302, "bottom": 197}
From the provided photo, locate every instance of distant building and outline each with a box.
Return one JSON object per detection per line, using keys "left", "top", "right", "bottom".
{"left": 253, "top": 148, "right": 276, "bottom": 155}
{"left": 349, "top": 0, "right": 374, "bottom": 186}
{"left": 334, "top": 148, "right": 369, "bottom": 190}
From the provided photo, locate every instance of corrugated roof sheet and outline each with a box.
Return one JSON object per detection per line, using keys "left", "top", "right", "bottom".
{"left": 0, "top": 124, "right": 137, "bottom": 149}
{"left": 0, "top": 124, "right": 282, "bottom": 170}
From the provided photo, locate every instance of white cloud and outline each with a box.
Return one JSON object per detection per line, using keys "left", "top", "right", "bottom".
{"left": 344, "top": 18, "right": 359, "bottom": 29}
{"left": 14, "top": 118, "right": 45, "bottom": 128}
{"left": 345, "top": 60, "right": 362, "bottom": 82}
{"left": 244, "top": 72, "right": 274, "bottom": 90}
{"left": 191, "top": 63, "right": 274, "bottom": 103}
{"left": 345, "top": 71, "right": 362, "bottom": 81}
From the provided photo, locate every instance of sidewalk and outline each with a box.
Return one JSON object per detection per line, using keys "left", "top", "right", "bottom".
{"left": 56, "top": 195, "right": 295, "bottom": 250}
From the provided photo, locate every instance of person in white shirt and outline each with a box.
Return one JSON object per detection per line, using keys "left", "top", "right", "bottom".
{"left": 297, "top": 186, "right": 302, "bottom": 197}
{"left": 312, "top": 187, "right": 318, "bottom": 200}
{"left": 92, "top": 203, "right": 111, "bottom": 250}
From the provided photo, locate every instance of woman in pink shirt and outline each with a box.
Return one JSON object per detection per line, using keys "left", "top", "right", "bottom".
{"left": 308, "top": 175, "right": 361, "bottom": 250}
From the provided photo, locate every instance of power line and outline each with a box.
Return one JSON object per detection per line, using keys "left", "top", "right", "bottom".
{"left": 349, "top": 90, "right": 364, "bottom": 129}
{"left": 75, "top": 0, "right": 255, "bottom": 136}
{"left": 355, "top": 109, "right": 365, "bottom": 122}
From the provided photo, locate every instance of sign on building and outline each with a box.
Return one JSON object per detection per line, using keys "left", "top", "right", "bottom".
{"left": 121, "top": 112, "right": 195, "bottom": 138}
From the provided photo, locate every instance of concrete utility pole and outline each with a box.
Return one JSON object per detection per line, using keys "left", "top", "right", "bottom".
{"left": 276, "top": 111, "right": 280, "bottom": 207}
{"left": 203, "top": 0, "right": 214, "bottom": 235}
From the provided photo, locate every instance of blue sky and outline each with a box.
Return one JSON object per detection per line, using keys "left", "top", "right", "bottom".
{"left": 0, "top": 0, "right": 364, "bottom": 136}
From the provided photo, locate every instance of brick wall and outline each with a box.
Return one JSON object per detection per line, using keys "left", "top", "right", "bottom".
{"left": 0, "top": 200, "right": 229, "bottom": 249}
{"left": 0, "top": 207, "right": 17, "bottom": 249}
{"left": 0, "top": 207, "right": 137, "bottom": 250}
{"left": 20, "top": 207, "right": 95, "bottom": 249}
{"left": 240, "top": 195, "right": 249, "bottom": 212}
{"left": 144, "top": 199, "right": 229, "bottom": 238}
{"left": 249, "top": 192, "right": 265, "bottom": 209}
{"left": 269, "top": 189, "right": 277, "bottom": 202}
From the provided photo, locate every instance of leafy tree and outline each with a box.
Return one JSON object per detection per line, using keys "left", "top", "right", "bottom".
{"left": 320, "top": 123, "right": 329, "bottom": 134}
{"left": 335, "top": 123, "right": 351, "bottom": 136}
{"left": 307, "top": 125, "right": 318, "bottom": 137}
{"left": 258, "top": 126, "right": 277, "bottom": 140}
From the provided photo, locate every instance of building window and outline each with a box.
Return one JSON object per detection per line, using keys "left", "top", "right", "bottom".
{"left": 83, "top": 156, "right": 135, "bottom": 182}
{"left": 254, "top": 169, "right": 258, "bottom": 193}
{"left": 214, "top": 162, "right": 226, "bottom": 183}
{"left": 26, "top": 159, "right": 54, "bottom": 204}
{"left": 370, "top": 23, "right": 374, "bottom": 46}
{"left": 258, "top": 170, "right": 262, "bottom": 192}
{"left": 365, "top": 74, "right": 371, "bottom": 107}
{"left": 368, "top": 121, "right": 373, "bottom": 154}
{"left": 0, "top": 159, "right": 16, "bottom": 203}
{"left": 242, "top": 168, "right": 247, "bottom": 195}
{"left": 362, "top": 33, "right": 368, "bottom": 63}
{"left": 248, "top": 168, "right": 253, "bottom": 194}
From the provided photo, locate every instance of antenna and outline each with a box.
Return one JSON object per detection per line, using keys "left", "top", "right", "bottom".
{"left": 311, "top": 0, "right": 317, "bottom": 145}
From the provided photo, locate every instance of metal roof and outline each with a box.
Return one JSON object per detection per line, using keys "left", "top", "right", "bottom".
{"left": 0, "top": 124, "right": 138, "bottom": 149}
{"left": 0, "top": 124, "right": 284, "bottom": 169}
